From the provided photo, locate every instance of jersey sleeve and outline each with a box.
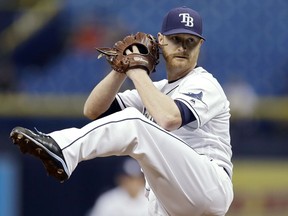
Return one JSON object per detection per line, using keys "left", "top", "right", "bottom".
{"left": 116, "top": 80, "right": 168, "bottom": 113}
{"left": 173, "top": 74, "right": 228, "bottom": 129}
{"left": 116, "top": 89, "right": 144, "bottom": 112}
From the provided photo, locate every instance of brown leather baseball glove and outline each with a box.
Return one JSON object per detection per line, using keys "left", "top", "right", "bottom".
{"left": 96, "top": 32, "right": 159, "bottom": 74}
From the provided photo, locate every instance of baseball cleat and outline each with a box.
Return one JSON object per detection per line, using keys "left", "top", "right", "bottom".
{"left": 10, "top": 126, "right": 69, "bottom": 183}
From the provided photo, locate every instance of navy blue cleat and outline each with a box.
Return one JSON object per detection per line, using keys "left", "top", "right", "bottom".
{"left": 10, "top": 127, "right": 69, "bottom": 183}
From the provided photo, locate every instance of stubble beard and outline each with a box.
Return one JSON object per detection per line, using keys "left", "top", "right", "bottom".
{"left": 163, "top": 51, "right": 195, "bottom": 74}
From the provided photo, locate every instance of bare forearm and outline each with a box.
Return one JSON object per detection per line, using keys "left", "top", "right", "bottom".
{"left": 84, "top": 70, "right": 127, "bottom": 119}
{"left": 127, "top": 69, "right": 182, "bottom": 131}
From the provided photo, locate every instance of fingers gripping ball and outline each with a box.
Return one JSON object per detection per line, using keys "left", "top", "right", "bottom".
{"left": 96, "top": 32, "right": 159, "bottom": 74}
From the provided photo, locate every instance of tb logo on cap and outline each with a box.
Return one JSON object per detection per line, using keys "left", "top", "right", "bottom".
{"left": 179, "top": 13, "right": 194, "bottom": 27}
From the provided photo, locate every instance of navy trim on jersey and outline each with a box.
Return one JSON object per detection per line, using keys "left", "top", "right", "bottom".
{"left": 174, "top": 100, "right": 196, "bottom": 127}
{"left": 168, "top": 65, "right": 199, "bottom": 84}
{"left": 165, "top": 85, "right": 179, "bottom": 95}
{"left": 117, "top": 94, "right": 127, "bottom": 109}
{"left": 97, "top": 99, "right": 121, "bottom": 119}
{"left": 175, "top": 98, "right": 201, "bottom": 126}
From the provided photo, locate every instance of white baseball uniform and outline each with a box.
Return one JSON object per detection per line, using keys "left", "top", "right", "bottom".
{"left": 49, "top": 66, "right": 233, "bottom": 216}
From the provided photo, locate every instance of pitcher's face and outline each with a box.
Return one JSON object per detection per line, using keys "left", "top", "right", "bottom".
{"left": 159, "top": 33, "right": 203, "bottom": 75}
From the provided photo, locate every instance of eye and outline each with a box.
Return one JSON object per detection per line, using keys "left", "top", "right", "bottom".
{"left": 186, "top": 37, "right": 201, "bottom": 49}
{"left": 186, "top": 38, "right": 196, "bottom": 45}
{"left": 169, "top": 36, "right": 181, "bottom": 44}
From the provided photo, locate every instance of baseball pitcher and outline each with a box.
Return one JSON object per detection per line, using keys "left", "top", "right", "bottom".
{"left": 10, "top": 6, "right": 233, "bottom": 216}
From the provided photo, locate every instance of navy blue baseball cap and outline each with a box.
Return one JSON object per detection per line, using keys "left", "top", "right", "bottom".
{"left": 161, "top": 6, "right": 205, "bottom": 40}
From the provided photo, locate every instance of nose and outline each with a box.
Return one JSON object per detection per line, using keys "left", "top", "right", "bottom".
{"left": 182, "top": 41, "right": 188, "bottom": 49}
{"left": 178, "top": 42, "right": 187, "bottom": 51}
{"left": 182, "top": 39, "right": 190, "bottom": 50}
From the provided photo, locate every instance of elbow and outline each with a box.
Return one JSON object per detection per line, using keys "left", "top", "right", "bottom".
{"left": 83, "top": 110, "right": 94, "bottom": 120}
{"left": 83, "top": 106, "right": 98, "bottom": 120}
{"left": 157, "top": 115, "right": 182, "bottom": 131}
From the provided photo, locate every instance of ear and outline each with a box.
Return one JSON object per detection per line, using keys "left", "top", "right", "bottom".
{"left": 157, "top": 33, "right": 165, "bottom": 45}
{"left": 199, "top": 39, "right": 204, "bottom": 46}
{"left": 194, "top": 38, "right": 204, "bottom": 50}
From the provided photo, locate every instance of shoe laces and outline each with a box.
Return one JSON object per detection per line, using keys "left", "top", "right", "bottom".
{"left": 34, "top": 127, "right": 49, "bottom": 137}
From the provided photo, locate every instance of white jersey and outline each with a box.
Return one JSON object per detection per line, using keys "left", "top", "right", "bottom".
{"left": 116, "top": 66, "right": 232, "bottom": 176}
{"left": 50, "top": 66, "right": 234, "bottom": 215}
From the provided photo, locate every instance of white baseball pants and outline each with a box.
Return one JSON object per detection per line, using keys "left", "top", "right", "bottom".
{"left": 49, "top": 107, "right": 233, "bottom": 216}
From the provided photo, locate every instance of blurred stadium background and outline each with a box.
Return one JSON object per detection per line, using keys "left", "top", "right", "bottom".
{"left": 0, "top": 0, "right": 287, "bottom": 215}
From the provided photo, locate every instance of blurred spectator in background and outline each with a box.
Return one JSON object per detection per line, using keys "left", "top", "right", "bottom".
{"left": 224, "top": 77, "right": 259, "bottom": 118}
{"left": 86, "top": 157, "right": 148, "bottom": 216}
